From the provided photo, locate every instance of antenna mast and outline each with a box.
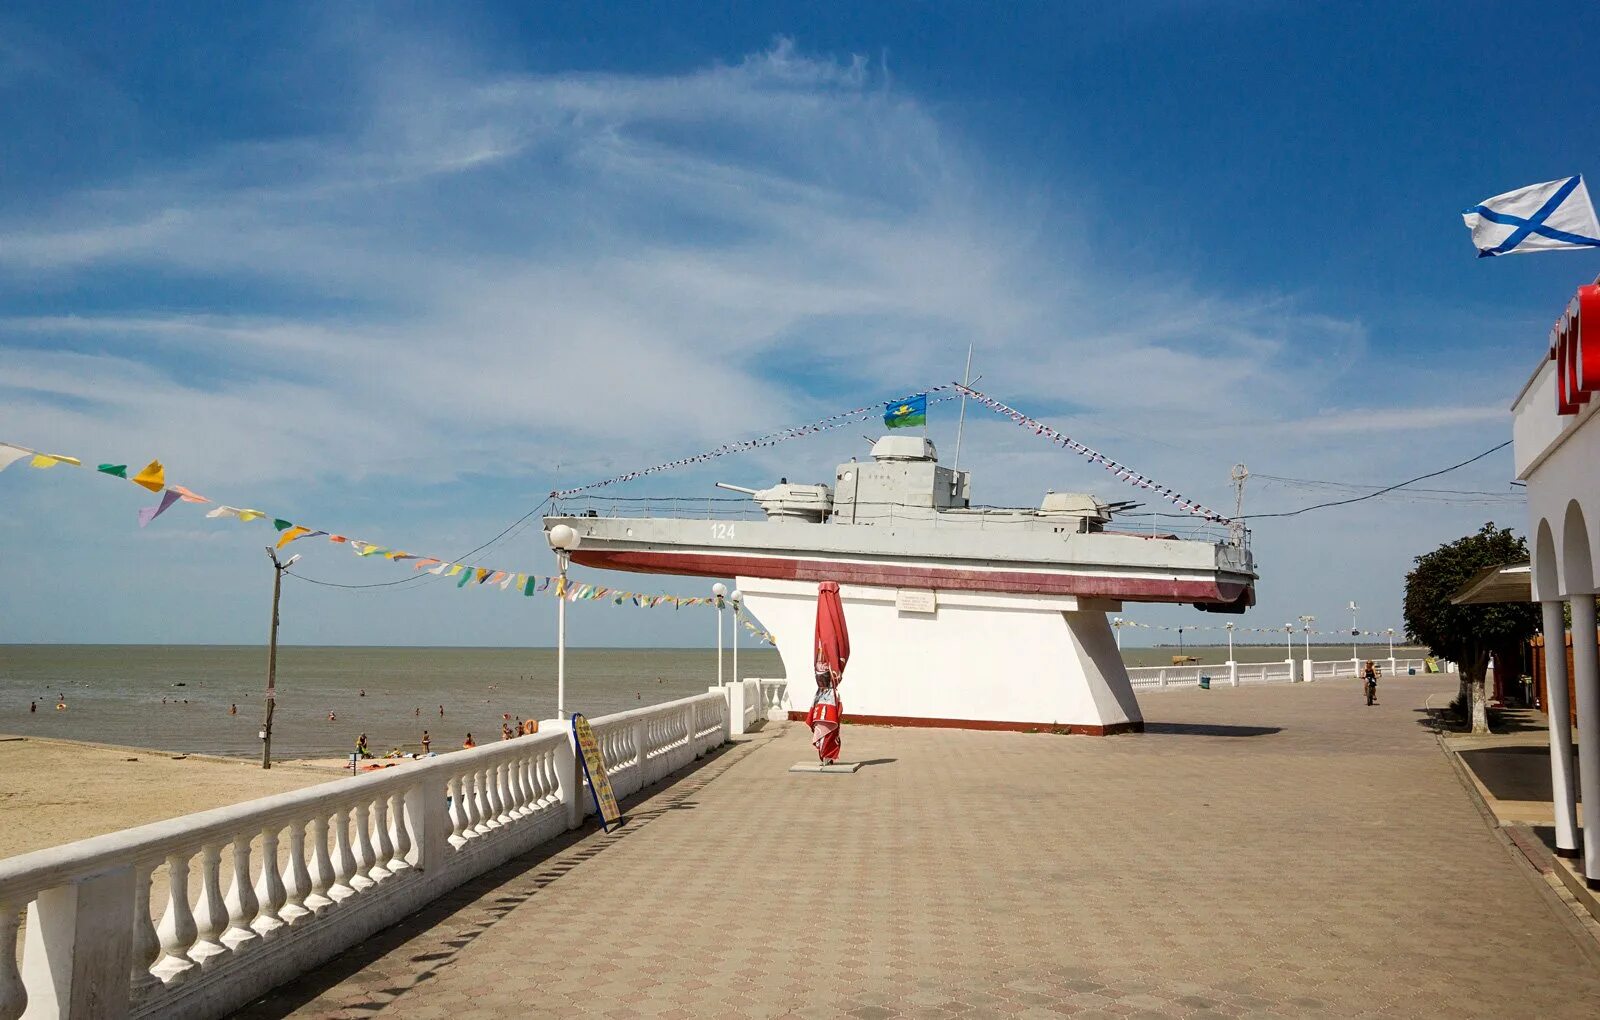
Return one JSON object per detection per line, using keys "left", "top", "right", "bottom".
{"left": 1230, "top": 463, "right": 1249, "bottom": 519}
{"left": 952, "top": 343, "right": 974, "bottom": 471}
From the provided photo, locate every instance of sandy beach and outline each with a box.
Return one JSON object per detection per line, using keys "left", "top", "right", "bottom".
{"left": 0, "top": 736, "right": 344, "bottom": 860}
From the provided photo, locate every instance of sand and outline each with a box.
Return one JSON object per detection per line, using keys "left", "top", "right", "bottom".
{"left": 0, "top": 736, "right": 344, "bottom": 861}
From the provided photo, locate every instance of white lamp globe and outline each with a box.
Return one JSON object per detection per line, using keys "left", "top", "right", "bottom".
{"left": 712, "top": 582, "right": 728, "bottom": 598}
{"left": 548, "top": 524, "right": 581, "bottom": 551}
{"left": 731, "top": 588, "right": 742, "bottom": 604}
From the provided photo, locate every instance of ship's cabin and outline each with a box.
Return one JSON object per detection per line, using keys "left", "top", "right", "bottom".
{"left": 727, "top": 435, "right": 1115, "bottom": 534}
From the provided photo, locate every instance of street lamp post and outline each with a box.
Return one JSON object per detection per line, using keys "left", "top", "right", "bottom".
{"left": 1348, "top": 601, "right": 1360, "bottom": 662}
{"left": 1298, "top": 615, "right": 1315, "bottom": 682}
{"left": 1113, "top": 618, "right": 1123, "bottom": 651}
{"left": 1225, "top": 622, "right": 1237, "bottom": 687}
{"left": 1385, "top": 627, "right": 1397, "bottom": 673}
{"left": 731, "top": 589, "right": 742, "bottom": 687}
{"left": 712, "top": 582, "right": 728, "bottom": 685}
{"left": 548, "top": 525, "right": 582, "bottom": 719}
{"left": 1284, "top": 624, "right": 1295, "bottom": 681}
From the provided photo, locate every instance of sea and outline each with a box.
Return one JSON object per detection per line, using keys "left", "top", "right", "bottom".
{"left": 0, "top": 642, "right": 1424, "bottom": 760}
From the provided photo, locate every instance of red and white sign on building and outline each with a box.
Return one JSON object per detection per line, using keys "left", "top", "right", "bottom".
{"left": 1551, "top": 281, "right": 1600, "bottom": 415}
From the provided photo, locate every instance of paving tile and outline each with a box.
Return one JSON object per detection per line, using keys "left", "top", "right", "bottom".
{"left": 235, "top": 675, "right": 1600, "bottom": 1019}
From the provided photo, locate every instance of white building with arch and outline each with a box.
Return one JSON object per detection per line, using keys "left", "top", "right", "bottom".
{"left": 1512, "top": 279, "right": 1600, "bottom": 889}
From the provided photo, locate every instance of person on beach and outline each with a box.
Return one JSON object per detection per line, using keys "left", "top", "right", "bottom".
{"left": 439, "top": 705, "right": 445, "bottom": 717}
{"left": 229, "top": 703, "right": 237, "bottom": 715}
{"left": 421, "top": 730, "right": 431, "bottom": 754}
{"left": 328, "top": 711, "right": 337, "bottom": 722}
{"left": 359, "top": 689, "right": 366, "bottom": 697}
{"left": 56, "top": 699, "right": 66, "bottom": 711}
{"left": 30, "top": 700, "right": 36, "bottom": 713}
{"left": 356, "top": 733, "right": 370, "bottom": 758}
{"left": 463, "top": 732, "right": 476, "bottom": 749}
{"left": 414, "top": 706, "right": 420, "bottom": 717}
{"left": 500, "top": 722, "right": 513, "bottom": 741}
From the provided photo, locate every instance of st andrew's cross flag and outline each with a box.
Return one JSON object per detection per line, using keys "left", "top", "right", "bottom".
{"left": 1462, "top": 175, "right": 1600, "bottom": 257}
{"left": 884, "top": 393, "right": 927, "bottom": 429}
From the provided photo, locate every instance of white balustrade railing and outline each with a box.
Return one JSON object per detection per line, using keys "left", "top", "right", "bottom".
{"left": 754, "top": 678, "right": 790, "bottom": 721}
{"left": 1126, "top": 656, "right": 1439, "bottom": 692}
{"left": 0, "top": 691, "right": 731, "bottom": 1020}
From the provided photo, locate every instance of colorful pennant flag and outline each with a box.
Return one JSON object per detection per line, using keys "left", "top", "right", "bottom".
{"left": 138, "top": 490, "right": 182, "bottom": 527}
{"left": 130, "top": 460, "right": 165, "bottom": 492}
{"left": 0, "top": 444, "right": 32, "bottom": 473}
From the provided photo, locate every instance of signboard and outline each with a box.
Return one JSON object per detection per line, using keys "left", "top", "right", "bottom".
{"left": 571, "top": 713, "right": 622, "bottom": 831}
{"left": 895, "top": 588, "right": 937, "bottom": 614}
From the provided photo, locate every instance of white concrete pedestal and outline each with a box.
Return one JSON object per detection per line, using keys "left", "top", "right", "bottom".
{"left": 738, "top": 577, "right": 1142, "bottom": 734}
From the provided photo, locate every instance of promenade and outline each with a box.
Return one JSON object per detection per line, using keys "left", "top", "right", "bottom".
{"left": 239, "top": 674, "right": 1600, "bottom": 1019}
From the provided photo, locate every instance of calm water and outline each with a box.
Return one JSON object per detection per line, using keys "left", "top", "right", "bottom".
{"left": 0, "top": 645, "right": 782, "bottom": 760}
{"left": 0, "top": 642, "right": 1426, "bottom": 760}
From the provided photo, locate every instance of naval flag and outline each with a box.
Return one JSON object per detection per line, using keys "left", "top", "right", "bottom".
{"left": 884, "top": 393, "right": 927, "bottom": 429}
{"left": 1462, "top": 176, "right": 1600, "bottom": 257}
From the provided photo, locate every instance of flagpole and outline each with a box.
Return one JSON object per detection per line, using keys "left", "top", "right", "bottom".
{"left": 953, "top": 343, "right": 974, "bottom": 470}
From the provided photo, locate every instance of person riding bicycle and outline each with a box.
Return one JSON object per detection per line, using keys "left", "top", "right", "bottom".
{"left": 1363, "top": 660, "right": 1378, "bottom": 706}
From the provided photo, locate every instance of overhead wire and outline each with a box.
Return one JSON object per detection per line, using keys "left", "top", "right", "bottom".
{"left": 1238, "top": 440, "right": 1515, "bottom": 520}
{"left": 285, "top": 496, "right": 553, "bottom": 592}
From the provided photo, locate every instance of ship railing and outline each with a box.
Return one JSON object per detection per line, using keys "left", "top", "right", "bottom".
{"left": 1126, "top": 657, "right": 1433, "bottom": 691}
{"left": 0, "top": 692, "right": 730, "bottom": 1020}
{"left": 551, "top": 495, "right": 766, "bottom": 521}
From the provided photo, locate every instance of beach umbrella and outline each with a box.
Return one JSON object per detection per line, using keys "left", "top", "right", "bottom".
{"left": 807, "top": 581, "right": 850, "bottom": 764}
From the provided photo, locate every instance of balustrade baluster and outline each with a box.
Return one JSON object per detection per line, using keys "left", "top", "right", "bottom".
{"left": 470, "top": 770, "right": 489, "bottom": 837}
{"left": 286, "top": 818, "right": 323, "bottom": 920}
{"left": 512, "top": 754, "right": 533, "bottom": 817}
{"left": 351, "top": 802, "right": 378, "bottom": 890}
{"left": 388, "top": 790, "right": 414, "bottom": 871}
{"left": 485, "top": 763, "right": 506, "bottom": 828}
{"left": 370, "top": 797, "right": 395, "bottom": 882}
{"left": 252, "top": 825, "right": 288, "bottom": 938}
{"left": 189, "top": 842, "right": 232, "bottom": 969}
{"left": 307, "top": 814, "right": 340, "bottom": 910}
{"left": 0, "top": 901, "right": 28, "bottom": 1020}
{"left": 331, "top": 806, "right": 359, "bottom": 901}
{"left": 447, "top": 775, "right": 469, "bottom": 847}
{"left": 221, "top": 836, "right": 262, "bottom": 952}
{"left": 459, "top": 771, "right": 481, "bottom": 837}
{"left": 153, "top": 851, "right": 199, "bottom": 984}
{"left": 129, "top": 859, "right": 162, "bottom": 997}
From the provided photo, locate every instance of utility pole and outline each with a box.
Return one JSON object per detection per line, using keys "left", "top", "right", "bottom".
{"left": 262, "top": 548, "right": 298, "bottom": 769}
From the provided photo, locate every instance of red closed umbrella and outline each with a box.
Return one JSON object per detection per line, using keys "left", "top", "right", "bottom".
{"left": 807, "top": 581, "right": 850, "bottom": 763}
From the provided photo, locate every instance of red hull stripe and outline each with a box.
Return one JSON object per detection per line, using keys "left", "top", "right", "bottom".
{"left": 786, "top": 711, "right": 1144, "bottom": 736}
{"left": 571, "top": 548, "right": 1249, "bottom": 604}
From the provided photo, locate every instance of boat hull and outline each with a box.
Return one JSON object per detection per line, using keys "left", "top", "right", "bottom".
{"left": 570, "top": 547, "right": 1251, "bottom": 607}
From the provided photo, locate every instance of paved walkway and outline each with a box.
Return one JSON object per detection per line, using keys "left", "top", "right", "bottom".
{"left": 238, "top": 675, "right": 1600, "bottom": 1019}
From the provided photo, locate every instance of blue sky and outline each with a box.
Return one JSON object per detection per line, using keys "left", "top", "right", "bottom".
{"left": 1, "top": 1, "right": 1592, "bottom": 648}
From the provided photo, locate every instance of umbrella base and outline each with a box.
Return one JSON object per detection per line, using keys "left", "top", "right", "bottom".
{"left": 789, "top": 761, "right": 863, "bottom": 774}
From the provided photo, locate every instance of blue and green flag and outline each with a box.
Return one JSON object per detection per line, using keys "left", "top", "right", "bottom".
{"left": 884, "top": 393, "right": 927, "bottom": 429}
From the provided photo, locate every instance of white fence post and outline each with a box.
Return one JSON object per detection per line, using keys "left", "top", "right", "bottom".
{"left": 20, "top": 866, "right": 135, "bottom": 1018}
{"left": 545, "top": 718, "right": 583, "bottom": 830}
{"left": 1228, "top": 661, "right": 1239, "bottom": 687}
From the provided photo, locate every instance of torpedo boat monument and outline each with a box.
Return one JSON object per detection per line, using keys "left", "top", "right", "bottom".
{"left": 544, "top": 434, "right": 1257, "bottom": 734}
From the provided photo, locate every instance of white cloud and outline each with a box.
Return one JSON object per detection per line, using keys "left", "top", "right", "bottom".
{"left": 0, "top": 34, "right": 1525, "bottom": 644}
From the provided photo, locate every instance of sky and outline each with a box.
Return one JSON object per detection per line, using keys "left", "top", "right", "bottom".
{"left": 1, "top": 1, "right": 1595, "bottom": 649}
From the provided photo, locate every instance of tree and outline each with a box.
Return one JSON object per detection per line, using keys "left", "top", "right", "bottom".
{"left": 1403, "top": 523, "right": 1540, "bottom": 734}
